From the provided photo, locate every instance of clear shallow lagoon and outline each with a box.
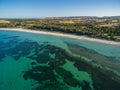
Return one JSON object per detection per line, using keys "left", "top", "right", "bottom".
{"left": 0, "top": 30, "right": 120, "bottom": 90}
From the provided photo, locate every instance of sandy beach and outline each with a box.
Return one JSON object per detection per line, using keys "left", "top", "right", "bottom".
{"left": 0, "top": 28, "right": 120, "bottom": 45}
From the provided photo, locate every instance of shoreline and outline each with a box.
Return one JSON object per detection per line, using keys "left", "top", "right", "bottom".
{"left": 0, "top": 28, "right": 120, "bottom": 45}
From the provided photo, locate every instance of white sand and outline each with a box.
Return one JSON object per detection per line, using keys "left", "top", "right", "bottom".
{"left": 0, "top": 28, "right": 120, "bottom": 45}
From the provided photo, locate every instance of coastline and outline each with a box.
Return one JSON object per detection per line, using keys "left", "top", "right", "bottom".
{"left": 0, "top": 28, "right": 120, "bottom": 45}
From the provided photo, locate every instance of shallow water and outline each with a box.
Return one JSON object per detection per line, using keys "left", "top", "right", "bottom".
{"left": 0, "top": 30, "right": 120, "bottom": 90}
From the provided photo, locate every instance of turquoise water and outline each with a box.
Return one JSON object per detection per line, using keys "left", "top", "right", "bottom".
{"left": 0, "top": 30, "right": 120, "bottom": 90}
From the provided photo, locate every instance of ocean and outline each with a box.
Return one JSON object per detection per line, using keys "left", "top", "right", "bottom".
{"left": 0, "top": 30, "right": 120, "bottom": 90}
